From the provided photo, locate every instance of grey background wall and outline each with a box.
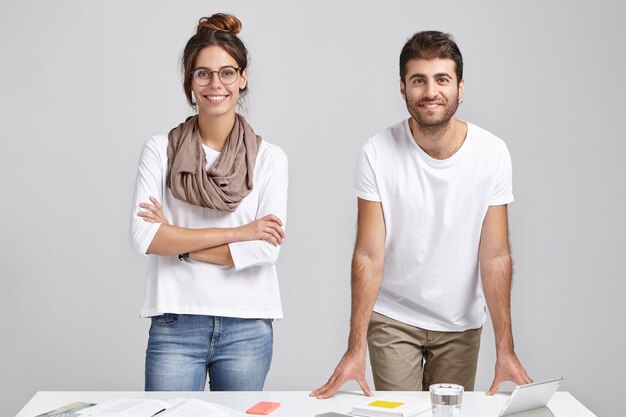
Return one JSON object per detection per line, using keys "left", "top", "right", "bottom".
{"left": 1, "top": 1, "right": 624, "bottom": 416}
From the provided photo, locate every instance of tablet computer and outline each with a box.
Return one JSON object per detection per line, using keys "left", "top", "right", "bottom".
{"left": 500, "top": 377, "right": 563, "bottom": 416}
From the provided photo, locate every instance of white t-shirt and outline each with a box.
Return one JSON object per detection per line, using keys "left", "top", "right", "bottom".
{"left": 354, "top": 119, "right": 513, "bottom": 331}
{"left": 130, "top": 135, "right": 288, "bottom": 319}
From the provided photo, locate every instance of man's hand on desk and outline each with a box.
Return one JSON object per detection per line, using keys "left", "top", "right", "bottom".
{"left": 487, "top": 350, "right": 532, "bottom": 395}
{"left": 309, "top": 349, "right": 373, "bottom": 399}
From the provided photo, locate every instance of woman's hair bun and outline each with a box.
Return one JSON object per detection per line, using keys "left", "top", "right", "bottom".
{"left": 197, "top": 13, "right": 242, "bottom": 35}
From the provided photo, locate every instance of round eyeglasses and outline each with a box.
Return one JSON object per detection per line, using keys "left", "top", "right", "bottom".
{"left": 191, "top": 66, "right": 241, "bottom": 86}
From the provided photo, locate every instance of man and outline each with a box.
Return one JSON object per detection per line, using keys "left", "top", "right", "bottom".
{"left": 311, "top": 31, "right": 532, "bottom": 398}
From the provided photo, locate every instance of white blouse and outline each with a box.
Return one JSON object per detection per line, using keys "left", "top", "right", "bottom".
{"left": 130, "top": 134, "right": 288, "bottom": 319}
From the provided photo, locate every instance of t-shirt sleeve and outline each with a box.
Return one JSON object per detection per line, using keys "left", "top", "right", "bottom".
{"left": 354, "top": 141, "right": 381, "bottom": 202}
{"left": 490, "top": 142, "right": 514, "bottom": 206}
{"left": 129, "top": 137, "right": 163, "bottom": 255}
{"left": 229, "top": 148, "right": 288, "bottom": 271}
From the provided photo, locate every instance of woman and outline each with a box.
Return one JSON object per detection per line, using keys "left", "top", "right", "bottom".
{"left": 129, "top": 13, "right": 288, "bottom": 391}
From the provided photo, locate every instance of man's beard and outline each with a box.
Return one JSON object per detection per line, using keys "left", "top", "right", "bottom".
{"left": 406, "top": 95, "right": 459, "bottom": 135}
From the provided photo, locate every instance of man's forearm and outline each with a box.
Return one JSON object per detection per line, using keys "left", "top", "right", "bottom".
{"left": 348, "top": 252, "right": 384, "bottom": 352}
{"left": 309, "top": 246, "right": 382, "bottom": 398}
{"left": 481, "top": 253, "right": 514, "bottom": 353}
{"left": 481, "top": 250, "right": 532, "bottom": 392}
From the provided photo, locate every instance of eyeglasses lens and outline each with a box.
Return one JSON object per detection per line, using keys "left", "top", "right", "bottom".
{"left": 193, "top": 68, "right": 239, "bottom": 86}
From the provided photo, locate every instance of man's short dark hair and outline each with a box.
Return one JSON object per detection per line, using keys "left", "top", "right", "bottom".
{"left": 399, "top": 31, "right": 463, "bottom": 83}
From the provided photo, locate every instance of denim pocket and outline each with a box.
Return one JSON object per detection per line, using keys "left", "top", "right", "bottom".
{"left": 151, "top": 313, "right": 179, "bottom": 326}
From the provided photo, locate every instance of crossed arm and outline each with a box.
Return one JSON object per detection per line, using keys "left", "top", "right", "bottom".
{"left": 137, "top": 196, "right": 284, "bottom": 266}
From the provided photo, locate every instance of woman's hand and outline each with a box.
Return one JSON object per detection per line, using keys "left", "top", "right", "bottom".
{"left": 235, "top": 215, "right": 285, "bottom": 246}
{"left": 138, "top": 197, "right": 170, "bottom": 225}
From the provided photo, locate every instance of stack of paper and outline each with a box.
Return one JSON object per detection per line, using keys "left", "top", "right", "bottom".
{"left": 70, "top": 398, "right": 246, "bottom": 417}
{"left": 350, "top": 396, "right": 431, "bottom": 417}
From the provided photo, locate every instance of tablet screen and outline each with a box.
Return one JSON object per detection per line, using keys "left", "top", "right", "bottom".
{"left": 500, "top": 377, "right": 563, "bottom": 416}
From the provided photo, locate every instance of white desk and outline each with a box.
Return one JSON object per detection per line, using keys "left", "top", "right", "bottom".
{"left": 15, "top": 391, "right": 596, "bottom": 417}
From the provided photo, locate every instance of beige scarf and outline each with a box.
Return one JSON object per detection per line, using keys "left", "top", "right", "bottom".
{"left": 167, "top": 114, "right": 262, "bottom": 212}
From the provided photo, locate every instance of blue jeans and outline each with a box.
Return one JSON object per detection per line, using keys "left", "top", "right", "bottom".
{"left": 145, "top": 314, "right": 273, "bottom": 391}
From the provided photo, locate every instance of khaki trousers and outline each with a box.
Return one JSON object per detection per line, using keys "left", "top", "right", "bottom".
{"left": 367, "top": 311, "right": 482, "bottom": 391}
